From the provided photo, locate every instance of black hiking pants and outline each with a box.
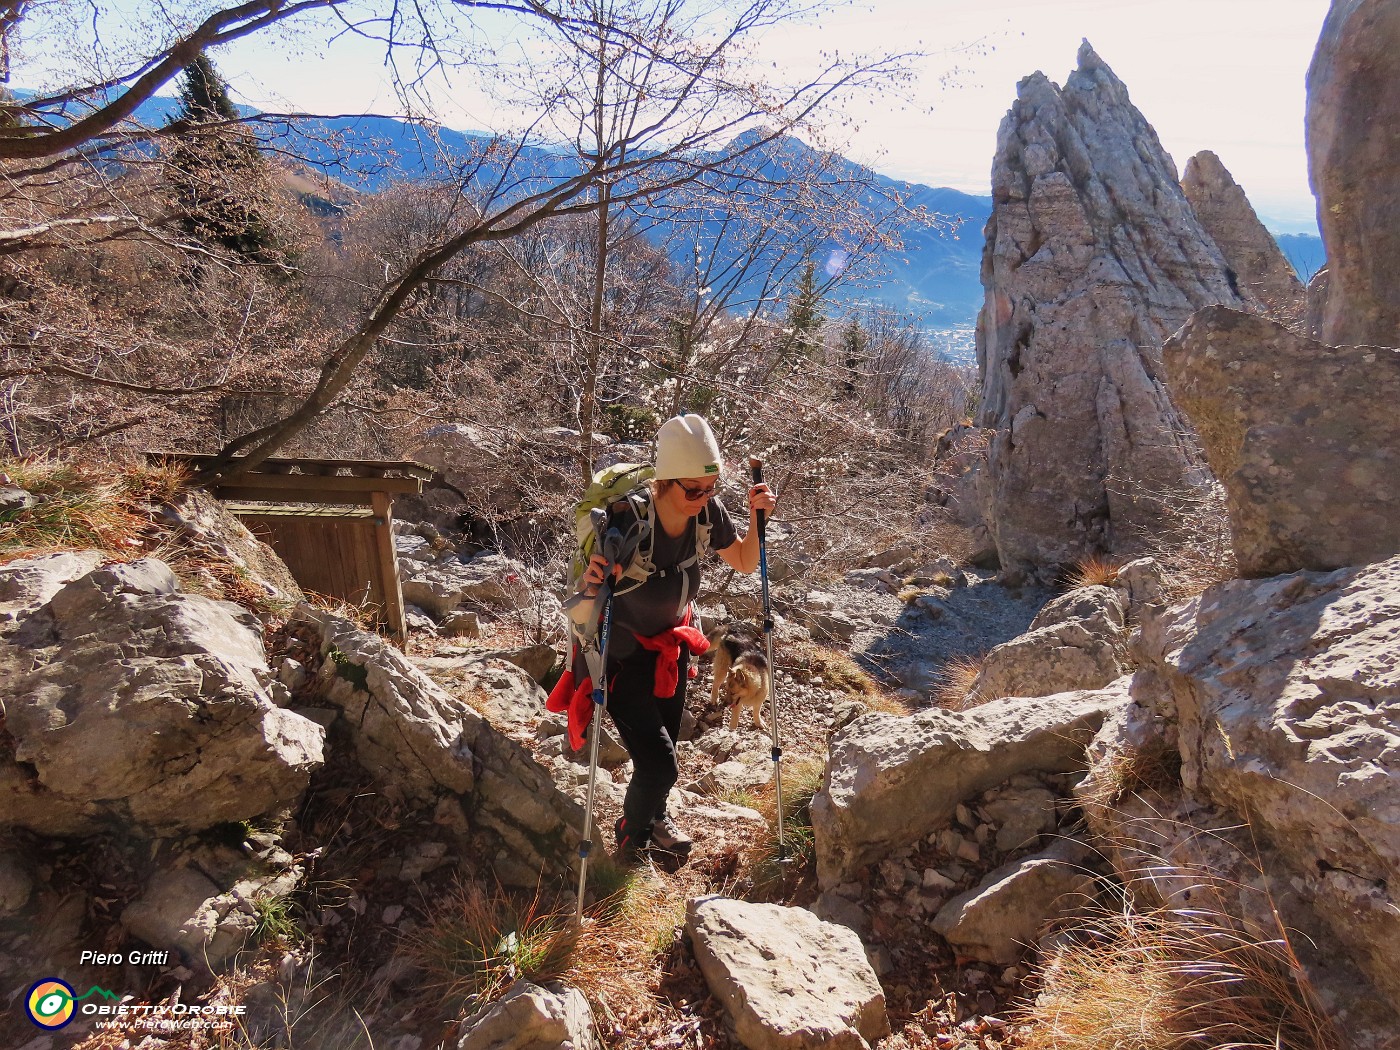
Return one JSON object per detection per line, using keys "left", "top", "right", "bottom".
{"left": 607, "top": 644, "right": 690, "bottom": 846}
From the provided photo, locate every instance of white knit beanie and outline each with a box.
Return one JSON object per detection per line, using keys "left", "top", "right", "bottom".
{"left": 654, "top": 414, "right": 723, "bottom": 480}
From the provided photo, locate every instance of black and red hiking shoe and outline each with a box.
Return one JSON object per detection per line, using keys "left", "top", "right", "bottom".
{"left": 614, "top": 817, "right": 649, "bottom": 864}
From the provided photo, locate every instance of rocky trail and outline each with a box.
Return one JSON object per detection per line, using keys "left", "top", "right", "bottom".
{"left": 392, "top": 558, "right": 1065, "bottom": 1049}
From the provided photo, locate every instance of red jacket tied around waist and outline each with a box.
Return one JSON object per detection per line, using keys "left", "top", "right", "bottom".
{"left": 545, "top": 610, "right": 709, "bottom": 751}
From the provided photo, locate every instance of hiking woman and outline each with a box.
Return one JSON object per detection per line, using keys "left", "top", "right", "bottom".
{"left": 573, "top": 413, "right": 776, "bottom": 861}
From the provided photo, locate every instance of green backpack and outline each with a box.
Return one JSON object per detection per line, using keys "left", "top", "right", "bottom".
{"left": 566, "top": 462, "right": 713, "bottom": 624}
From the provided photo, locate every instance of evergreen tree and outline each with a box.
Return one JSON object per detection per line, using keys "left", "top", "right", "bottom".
{"left": 838, "top": 316, "right": 866, "bottom": 399}
{"left": 166, "top": 53, "right": 284, "bottom": 269}
{"left": 782, "top": 258, "right": 826, "bottom": 360}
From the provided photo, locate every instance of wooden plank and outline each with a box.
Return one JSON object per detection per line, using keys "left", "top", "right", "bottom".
{"left": 213, "top": 474, "right": 425, "bottom": 496}
{"left": 216, "top": 487, "right": 377, "bottom": 506}
{"left": 240, "top": 515, "right": 386, "bottom": 625}
{"left": 371, "top": 490, "right": 407, "bottom": 640}
{"left": 226, "top": 503, "right": 374, "bottom": 519}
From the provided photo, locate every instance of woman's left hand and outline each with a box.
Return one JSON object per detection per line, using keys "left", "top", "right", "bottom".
{"left": 747, "top": 483, "right": 777, "bottom": 519}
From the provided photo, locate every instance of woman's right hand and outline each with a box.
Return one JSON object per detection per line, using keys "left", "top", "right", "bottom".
{"left": 581, "top": 553, "right": 621, "bottom": 594}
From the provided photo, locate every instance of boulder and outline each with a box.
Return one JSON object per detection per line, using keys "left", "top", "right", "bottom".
{"left": 0, "top": 485, "right": 35, "bottom": 513}
{"left": 686, "top": 897, "right": 889, "bottom": 1050}
{"left": 1111, "top": 557, "right": 1169, "bottom": 621}
{"left": 0, "top": 550, "right": 103, "bottom": 629}
{"left": 969, "top": 621, "right": 1123, "bottom": 702}
{"left": 1028, "top": 586, "right": 1125, "bottom": 633}
{"left": 975, "top": 41, "right": 1238, "bottom": 578}
{"left": 456, "top": 981, "right": 598, "bottom": 1050}
{"left": 978, "top": 783, "right": 1060, "bottom": 854}
{"left": 405, "top": 425, "right": 583, "bottom": 515}
{"left": 927, "top": 423, "right": 996, "bottom": 561}
{"left": 296, "top": 607, "right": 583, "bottom": 888}
{"left": 1164, "top": 306, "right": 1400, "bottom": 577}
{"left": 415, "top": 652, "right": 548, "bottom": 729}
{"left": 399, "top": 553, "right": 531, "bottom": 620}
{"left": 482, "top": 643, "right": 558, "bottom": 684}
{"left": 1, "top": 558, "right": 324, "bottom": 836}
{"left": 811, "top": 682, "right": 1127, "bottom": 887}
{"left": 932, "top": 841, "right": 1098, "bottom": 964}
{"left": 1305, "top": 0, "right": 1400, "bottom": 347}
{"left": 967, "top": 587, "right": 1126, "bottom": 702}
{"left": 1180, "top": 150, "right": 1304, "bottom": 308}
{"left": 0, "top": 851, "right": 34, "bottom": 916}
{"left": 1080, "top": 699, "right": 1399, "bottom": 1046}
{"left": 1133, "top": 556, "right": 1400, "bottom": 1018}
{"left": 122, "top": 842, "right": 302, "bottom": 972}
{"left": 154, "top": 490, "right": 305, "bottom": 607}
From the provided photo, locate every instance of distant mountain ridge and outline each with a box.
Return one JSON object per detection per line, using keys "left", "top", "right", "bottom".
{"left": 70, "top": 93, "right": 1324, "bottom": 341}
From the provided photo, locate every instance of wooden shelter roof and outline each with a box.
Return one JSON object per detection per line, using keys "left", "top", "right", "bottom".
{"left": 157, "top": 455, "right": 433, "bottom": 505}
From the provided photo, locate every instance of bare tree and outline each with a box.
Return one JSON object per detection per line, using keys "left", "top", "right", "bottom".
{"left": 185, "top": 0, "right": 911, "bottom": 479}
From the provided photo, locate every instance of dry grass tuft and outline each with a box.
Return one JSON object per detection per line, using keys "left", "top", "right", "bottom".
{"left": 1018, "top": 887, "right": 1342, "bottom": 1050}
{"left": 1066, "top": 555, "right": 1121, "bottom": 589}
{"left": 783, "top": 639, "right": 878, "bottom": 698}
{"left": 120, "top": 455, "right": 193, "bottom": 505}
{"left": 1, "top": 455, "right": 150, "bottom": 558}
{"left": 931, "top": 653, "right": 987, "bottom": 710}
{"left": 564, "top": 866, "right": 713, "bottom": 1026}
{"left": 401, "top": 879, "right": 578, "bottom": 1010}
{"left": 302, "top": 588, "right": 385, "bottom": 633}
{"left": 744, "top": 755, "right": 826, "bottom": 892}
{"left": 863, "top": 689, "right": 911, "bottom": 717}
{"left": 1077, "top": 739, "right": 1184, "bottom": 813}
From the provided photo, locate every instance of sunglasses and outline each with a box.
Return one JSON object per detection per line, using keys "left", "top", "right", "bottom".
{"left": 676, "top": 480, "right": 718, "bottom": 501}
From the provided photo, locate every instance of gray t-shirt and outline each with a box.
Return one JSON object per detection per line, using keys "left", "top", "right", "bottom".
{"left": 607, "top": 495, "right": 739, "bottom": 661}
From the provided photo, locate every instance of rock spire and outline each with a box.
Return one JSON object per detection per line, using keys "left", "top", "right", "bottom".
{"left": 1181, "top": 149, "right": 1304, "bottom": 308}
{"left": 974, "top": 41, "right": 1244, "bottom": 577}
{"left": 1306, "top": 0, "right": 1400, "bottom": 346}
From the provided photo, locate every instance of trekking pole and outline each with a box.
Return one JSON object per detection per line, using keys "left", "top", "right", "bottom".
{"left": 750, "top": 457, "right": 787, "bottom": 862}
{"left": 575, "top": 526, "right": 623, "bottom": 924}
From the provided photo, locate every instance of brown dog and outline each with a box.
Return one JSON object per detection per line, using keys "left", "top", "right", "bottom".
{"left": 707, "top": 621, "right": 771, "bottom": 732}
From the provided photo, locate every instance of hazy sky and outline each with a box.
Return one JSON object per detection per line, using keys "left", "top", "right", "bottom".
{"left": 761, "top": 0, "right": 1330, "bottom": 232}
{"left": 20, "top": 0, "right": 1330, "bottom": 233}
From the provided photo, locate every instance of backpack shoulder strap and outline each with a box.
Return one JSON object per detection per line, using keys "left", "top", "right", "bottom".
{"left": 612, "top": 487, "right": 656, "bottom": 592}
{"left": 693, "top": 501, "right": 714, "bottom": 561}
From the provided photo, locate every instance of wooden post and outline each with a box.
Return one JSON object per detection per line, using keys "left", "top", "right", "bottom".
{"left": 371, "top": 490, "right": 407, "bottom": 641}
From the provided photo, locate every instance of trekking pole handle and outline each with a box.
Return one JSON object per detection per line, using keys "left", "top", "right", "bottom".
{"left": 592, "top": 526, "right": 625, "bottom": 599}
{"left": 749, "top": 457, "right": 766, "bottom": 539}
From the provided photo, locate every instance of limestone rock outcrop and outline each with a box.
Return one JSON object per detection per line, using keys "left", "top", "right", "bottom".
{"left": 931, "top": 840, "right": 1097, "bottom": 965}
{"left": 976, "top": 41, "right": 1241, "bottom": 577}
{"left": 1180, "top": 150, "right": 1304, "bottom": 308}
{"left": 1098, "top": 556, "right": 1400, "bottom": 1039}
{"left": 1164, "top": 305, "right": 1400, "bottom": 576}
{"left": 1305, "top": 0, "right": 1400, "bottom": 347}
{"left": 0, "top": 557, "right": 325, "bottom": 836}
{"left": 296, "top": 607, "right": 583, "bottom": 888}
{"left": 122, "top": 840, "right": 303, "bottom": 972}
{"left": 686, "top": 897, "right": 889, "bottom": 1050}
{"left": 811, "top": 682, "right": 1126, "bottom": 887}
